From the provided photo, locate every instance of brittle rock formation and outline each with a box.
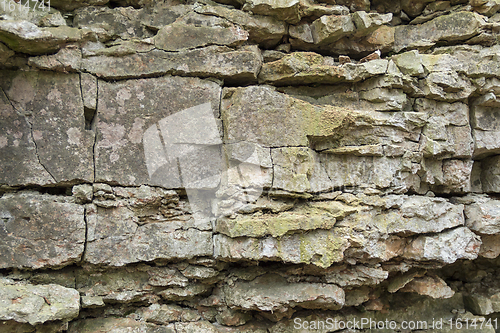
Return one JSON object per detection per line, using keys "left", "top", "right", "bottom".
{"left": 2, "top": 0, "right": 500, "bottom": 331}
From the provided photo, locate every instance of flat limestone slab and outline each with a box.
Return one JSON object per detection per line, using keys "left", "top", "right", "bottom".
{"left": 0, "top": 192, "right": 85, "bottom": 269}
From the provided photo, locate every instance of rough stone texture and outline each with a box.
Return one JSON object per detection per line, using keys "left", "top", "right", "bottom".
{"left": 394, "top": 12, "right": 485, "bottom": 52}
{"left": 194, "top": 4, "right": 286, "bottom": 48}
{"left": 95, "top": 76, "right": 221, "bottom": 187}
{"left": 479, "top": 234, "right": 500, "bottom": 258}
{"left": 223, "top": 274, "right": 345, "bottom": 312}
{"left": 68, "top": 318, "right": 175, "bottom": 333}
{"left": 73, "top": 6, "right": 151, "bottom": 41}
{"left": 0, "top": 280, "right": 80, "bottom": 325}
{"left": 465, "top": 194, "right": 500, "bottom": 234}
{"left": 50, "top": 0, "right": 109, "bottom": 11}
{"left": 154, "top": 13, "right": 249, "bottom": 51}
{"left": 258, "top": 52, "right": 389, "bottom": 85}
{"left": 0, "top": 71, "right": 94, "bottom": 185}
{"left": 325, "top": 265, "right": 388, "bottom": 287}
{"left": 400, "top": 275, "right": 455, "bottom": 299}
{"left": 216, "top": 202, "right": 340, "bottom": 238}
{"left": 214, "top": 228, "right": 350, "bottom": 268}
{"left": 0, "top": 192, "right": 85, "bottom": 269}
{"left": 337, "top": 195, "right": 465, "bottom": 235}
{"left": 84, "top": 199, "right": 213, "bottom": 265}
{"left": 311, "top": 14, "right": 355, "bottom": 45}
{"left": 2, "top": 0, "right": 500, "bottom": 331}
{"left": 481, "top": 155, "right": 500, "bottom": 192}
{"left": 0, "top": 2, "right": 66, "bottom": 27}
{"left": 404, "top": 227, "right": 482, "bottom": 264}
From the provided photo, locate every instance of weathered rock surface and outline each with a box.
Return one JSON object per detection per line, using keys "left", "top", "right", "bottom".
{"left": 0, "top": 71, "right": 94, "bottom": 185}
{"left": 465, "top": 194, "right": 500, "bottom": 234}
{"left": 80, "top": 46, "right": 261, "bottom": 83}
{"left": 394, "top": 12, "right": 486, "bottom": 52}
{"left": 2, "top": 0, "right": 500, "bottom": 331}
{"left": 325, "top": 265, "right": 388, "bottom": 287}
{"left": 0, "top": 192, "right": 85, "bottom": 269}
{"left": 68, "top": 317, "right": 175, "bottom": 333}
{"left": 0, "top": 80, "right": 55, "bottom": 186}
{"left": 311, "top": 14, "right": 355, "bottom": 45}
{"left": 404, "top": 227, "right": 482, "bottom": 264}
{"left": 337, "top": 195, "right": 465, "bottom": 235}
{"left": 400, "top": 275, "right": 455, "bottom": 299}
{"left": 28, "top": 46, "right": 82, "bottom": 73}
{"left": 271, "top": 293, "right": 467, "bottom": 332}
{"left": 478, "top": 234, "right": 500, "bottom": 258}
{"left": 0, "top": 280, "right": 80, "bottom": 325}
{"left": 0, "top": 20, "right": 81, "bottom": 55}
{"left": 223, "top": 274, "right": 345, "bottom": 312}
{"left": 95, "top": 76, "right": 221, "bottom": 187}
{"left": 222, "top": 85, "right": 435, "bottom": 193}
{"left": 0, "top": 2, "right": 66, "bottom": 27}
{"left": 85, "top": 202, "right": 213, "bottom": 266}
{"left": 481, "top": 155, "right": 500, "bottom": 192}
{"left": 50, "top": 0, "right": 109, "bottom": 11}
{"left": 258, "top": 52, "right": 389, "bottom": 85}
{"left": 73, "top": 6, "right": 151, "bottom": 41}
{"left": 241, "top": 0, "right": 301, "bottom": 24}
{"left": 214, "top": 228, "right": 349, "bottom": 268}
{"left": 216, "top": 202, "right": 340, "bottom": 238}
{"left": 195, "top": 4, "right": 286, "bottom": 48}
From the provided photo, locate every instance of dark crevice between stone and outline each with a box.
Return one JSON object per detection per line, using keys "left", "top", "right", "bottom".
{"left": 0, "top": 86, "right": 58, "bottom": 183}
{"left": 26, "top": 116, "right": 58, "bottom": 183}
{"left": 0, "top": 87, "right": 17, "bottom": 115}
{"left": 92, "top": 80, "right": 99, "bottom": 183}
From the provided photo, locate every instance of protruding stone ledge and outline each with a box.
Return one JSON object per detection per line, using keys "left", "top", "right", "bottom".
{"left": 0, "top": 280, "right": 80, "bottom": 325}
{"left": 223, "top": 273, "right": 345, "bottom": 312}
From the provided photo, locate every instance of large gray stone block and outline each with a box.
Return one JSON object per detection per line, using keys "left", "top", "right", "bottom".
{"left": 0, "top": 71, "right": 94, "bottom": 185}
{"left": 0, "top": 192, "right": 85, "bottom": 269}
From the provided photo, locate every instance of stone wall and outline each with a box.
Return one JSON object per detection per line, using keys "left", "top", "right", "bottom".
{"left": 1, "top": 0, "right": 500, "bottom": 331}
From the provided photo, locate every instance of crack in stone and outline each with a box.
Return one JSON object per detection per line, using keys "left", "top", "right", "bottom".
{"left": 1, "top": 87, "right": 57, "bottom": 183}
{"left": 26, "top": 116, "right": 57, "bottom": 183}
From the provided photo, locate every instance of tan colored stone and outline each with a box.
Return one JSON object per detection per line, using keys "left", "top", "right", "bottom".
{"left": 400, "top": 275, "right": 455, "bottom": 299}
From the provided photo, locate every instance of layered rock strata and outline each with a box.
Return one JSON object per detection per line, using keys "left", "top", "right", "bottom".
{"left": 2, "top": 0, "right": 500, "bottom": 331}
